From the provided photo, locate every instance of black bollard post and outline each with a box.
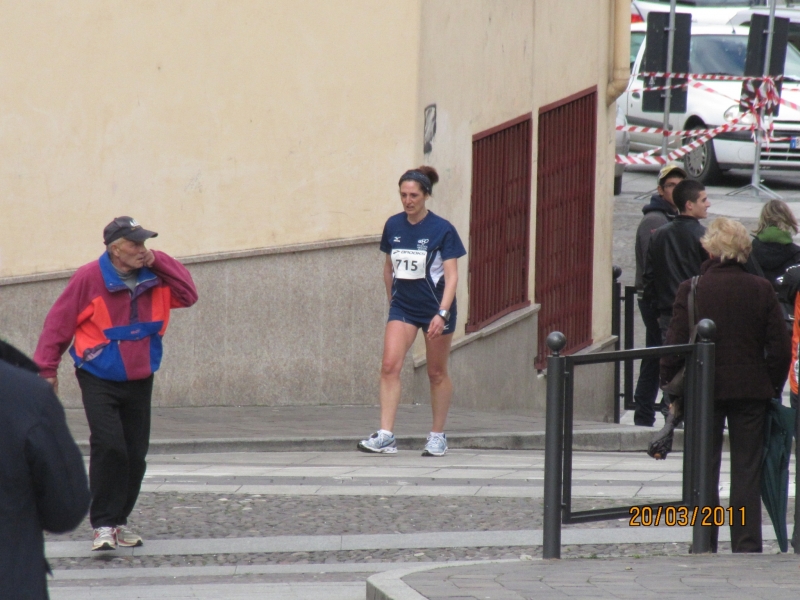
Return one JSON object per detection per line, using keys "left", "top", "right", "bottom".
{"left": 692, "top": 319, "right": 716, "bottom": 554}
{"left": 623, "top": 285, "right": 636, "bottom": 411}
{"left": 612, "top": 267, "right": 622, "bottom": 423}
{"left": 543, "top": 331, "right": 567, "bottom": 560}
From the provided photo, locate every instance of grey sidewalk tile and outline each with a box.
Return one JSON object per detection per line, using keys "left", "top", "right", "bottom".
{"left": 51, "top": 562, "right": 396, "bottom": 581}
{"left": 154, "top": 483, "right": 242, "bottom": 493}
{"left": 474, "top": 486, "right": 542, "bottom": 498}
{"left": 236, "top": 484, "right": 322, "bottom": 495}
{"left": 316, "top": 486, "right": 403, "bottom": 496}
{"left": 50, "top": 582, "right": 365, "bottom": 600}
{"left": 394, "top": 486, "right": 481, "bottom": 497}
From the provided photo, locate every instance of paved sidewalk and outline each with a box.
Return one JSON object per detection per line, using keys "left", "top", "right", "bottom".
{"left": 64, "top": 404, "right": 669, "bottom": 454}
{"left": 369, "top": 554, "right": 800, "bottom": 600}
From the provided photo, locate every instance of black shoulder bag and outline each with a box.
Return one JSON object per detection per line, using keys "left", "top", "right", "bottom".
{"left": 648, "top": 276, "right": 699, "bottom": 460}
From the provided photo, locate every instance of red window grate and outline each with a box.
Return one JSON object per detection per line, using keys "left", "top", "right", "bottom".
{"left": 534, "top": 88, "right": 597, "bottom": 368}
{"left": 466, "top": 114, "right": 533, "bottom": 333}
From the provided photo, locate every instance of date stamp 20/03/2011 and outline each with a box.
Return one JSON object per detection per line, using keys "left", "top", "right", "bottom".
{"left": 629, "top": 505, "right": 745, "bottom": 527}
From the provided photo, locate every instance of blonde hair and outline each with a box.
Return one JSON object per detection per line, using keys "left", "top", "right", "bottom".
{"left": 701, "top": 217, "right": 751, "bottom": 264}
{"left": 754, "top": 199, "right": 798, "bottom": 235}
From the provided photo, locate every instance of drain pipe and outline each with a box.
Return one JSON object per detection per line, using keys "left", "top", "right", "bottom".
{"left": 607, "top": 0, "right": 632, "bottom": 105}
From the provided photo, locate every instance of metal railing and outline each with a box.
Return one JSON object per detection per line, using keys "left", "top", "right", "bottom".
{"left": 543, "top": 320, "right": 717, "bottom": 558}
{"left": 611, "top": 266, "right": 638, "bottom": 421}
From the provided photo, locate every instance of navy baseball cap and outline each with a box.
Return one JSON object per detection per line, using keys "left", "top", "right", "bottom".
{"left": 103, "top": 216, "right": 158, "bottom": 246}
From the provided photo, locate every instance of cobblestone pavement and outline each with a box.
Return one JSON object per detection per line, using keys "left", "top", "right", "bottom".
{"left": 46, "top": 448, "right": 797, "bottom": 600}
{"left": 45, "top": 492, "right": 793, "bottom": 545}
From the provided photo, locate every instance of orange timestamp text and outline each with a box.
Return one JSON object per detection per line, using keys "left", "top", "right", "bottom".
{"left": 628, "top": 505, "right": 745, "bottom": 527}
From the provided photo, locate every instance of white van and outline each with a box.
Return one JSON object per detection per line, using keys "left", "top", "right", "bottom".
{"left": 625, "top": 24, "right": 800, "bottom": 183}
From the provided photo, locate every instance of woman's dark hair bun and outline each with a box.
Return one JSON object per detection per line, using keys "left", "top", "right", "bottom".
{"left": 416, "top": 166, "right": 439, "bottom": 187}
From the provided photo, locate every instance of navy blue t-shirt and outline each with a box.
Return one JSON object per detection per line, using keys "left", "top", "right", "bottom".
{"left": 380, "top": 211, "right": 466, "bottom": 321}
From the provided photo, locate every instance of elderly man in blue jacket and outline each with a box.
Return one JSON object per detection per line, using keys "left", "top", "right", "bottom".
{"left": 0, "top": 340, "right": 90, "bottom": 600}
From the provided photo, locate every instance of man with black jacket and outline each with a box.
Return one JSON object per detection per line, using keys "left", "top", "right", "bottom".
{"left": 643, "top": 179, "right": 710, "bottom": 343}
{"left": 0, "top": 340, "right": 90, "bottom": 599}
{"left": 632, "top": 163, "right": 684, "bottom": 426}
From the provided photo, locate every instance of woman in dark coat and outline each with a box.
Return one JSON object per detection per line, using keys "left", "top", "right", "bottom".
{"left": 751, "top": 199, "right": 800, "bottom": 284}
{"left": 661, "top": 217, "right": 791, "bottom": 553}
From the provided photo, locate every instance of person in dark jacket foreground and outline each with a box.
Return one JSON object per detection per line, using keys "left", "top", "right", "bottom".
{"left": 633, "top": 163, "right": 683, "bottom": 426}
{"left": 0, "top": 340, "right": 90, "bottom": 599}
{"left": 661, "top": 218, "right": 791, "bottom": 553}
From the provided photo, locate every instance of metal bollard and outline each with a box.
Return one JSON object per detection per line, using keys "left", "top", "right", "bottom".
{"left": 623, "top": 285, "right": 637, "bottom": 411}
{"left": 612, "top": 267, "right": 622, "bottom": 424}
{"left": 692, "top": 319, "right": 716, "bottom": 554}
{"left": 543, "top": 331, "right": 567, "bottom": 559}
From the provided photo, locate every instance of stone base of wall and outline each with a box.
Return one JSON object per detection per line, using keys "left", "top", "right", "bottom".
{"left": 0, "top": 238, "right": 390, "bottom": 409}
{"left": 410, "top": 307, "right": 616, "bottom": 422}
{"left": 0, "top": 239, "right": 614, "bottom": 419}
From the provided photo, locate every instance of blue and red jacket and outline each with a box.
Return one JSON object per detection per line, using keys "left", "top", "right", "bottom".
{"left": 34, "top": 251, "right": 198, "bottom": 381}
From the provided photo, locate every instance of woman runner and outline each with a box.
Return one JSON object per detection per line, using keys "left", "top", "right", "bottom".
{"left": 358, "top": 166, "right": 466, "bottom": 456}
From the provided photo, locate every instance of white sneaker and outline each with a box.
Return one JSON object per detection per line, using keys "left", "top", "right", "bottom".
{"left": 92, "top": 526, "right": 117, "bottom": 551}
{"left": 422, "top": 433, "right": 447, "bottom": 457}
{"left": 357, "top": 431, "right": 398, "bottom": 454}
{"left": 115, "top": 524, "right": 143, "bottom": 547}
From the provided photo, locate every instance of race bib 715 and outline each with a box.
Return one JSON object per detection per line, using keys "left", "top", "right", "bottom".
{"left": 391, "top": 249, "right": 427, "bottom": 280}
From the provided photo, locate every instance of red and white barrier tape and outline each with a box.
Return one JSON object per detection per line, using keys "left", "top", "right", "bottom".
{"left": 616, "top": 73, "right": 800, "bottom": 165}
{"left": 639, "top": 72, "right": 783, "bottom": 82}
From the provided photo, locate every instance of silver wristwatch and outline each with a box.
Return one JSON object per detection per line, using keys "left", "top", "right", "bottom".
{"left": 437, "top": 309, "right": 451, "bottom": 322}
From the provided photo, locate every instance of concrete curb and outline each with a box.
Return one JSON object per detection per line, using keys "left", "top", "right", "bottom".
{"left": 74, "top": 428, "right": 707, "bottom": 455}
{"left": 47, "top": 525, "right": 778, "bottom": 559}
{"left": 366, "top": 560, "right": 520, "bottom": 600}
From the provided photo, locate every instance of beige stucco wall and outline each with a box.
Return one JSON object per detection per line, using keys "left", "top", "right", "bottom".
{"left": 0, "top": 0, "right": 419, "bottom": 278}
{"left": 416, "top": 0, "right": 617, "bottom": 349}
{"left": 415, "top": 0, "right": 534, "bottom": 352}
{"left": 1, "top": 0, "right": 622, "bottom": 419}
{"left": 531, "top": 0, "right": 617, "bottom": 348}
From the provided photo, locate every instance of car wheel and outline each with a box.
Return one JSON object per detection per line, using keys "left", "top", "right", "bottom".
{"left": 682, "top": 123, "right": 723, "bottom": 185}
{"left": 613, "top": 174, "right": 622, "bottom": 195}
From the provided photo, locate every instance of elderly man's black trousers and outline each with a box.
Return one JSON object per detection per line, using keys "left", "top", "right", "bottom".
{"left": 76, "top": 369, "right": 153, "bottom": 529}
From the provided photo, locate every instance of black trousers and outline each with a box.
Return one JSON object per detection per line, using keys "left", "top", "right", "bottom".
{"left": 76, "top": 369, "right": 153, "bottom": 528}
{"left": 710, "top": 398, "right": 768, "bottom": 553}
{"left": 633, "top": 298, "right": 663, "bottom": 426}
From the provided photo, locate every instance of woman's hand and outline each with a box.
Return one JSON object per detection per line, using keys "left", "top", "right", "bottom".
{"left": 426, "top": 315, "right": 446, "bottom": 340}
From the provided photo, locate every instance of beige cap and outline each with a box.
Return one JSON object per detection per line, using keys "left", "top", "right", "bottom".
{"left": 658, "top": 163, "right": 687, "bottom": 185}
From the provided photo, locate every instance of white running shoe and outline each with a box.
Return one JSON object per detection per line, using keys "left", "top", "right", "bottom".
{"left": 422, "top": 433, "right": 447, "bottom": 456}
{"left": 357, "top": 431, "right": 398, "bottom": 454}
{"left": 115, "top": 524, "right": 143, "bottom": 547}
{"left": 92, "top": 526, "right": 117, "bottom": 551}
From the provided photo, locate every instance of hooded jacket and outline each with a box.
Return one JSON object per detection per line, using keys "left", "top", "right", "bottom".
{"left": 635, "top": 194, "right": 678, "bottom": 290}
{"left": 34, "top": 250, "right": 198, "bottom": 381}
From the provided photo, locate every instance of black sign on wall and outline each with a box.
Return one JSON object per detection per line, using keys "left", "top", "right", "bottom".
{"left": 642, "top": 12, "right": 692, "bottom": 113}
{"left": 740, "top": 14, "right": 789, "bottom": 117}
